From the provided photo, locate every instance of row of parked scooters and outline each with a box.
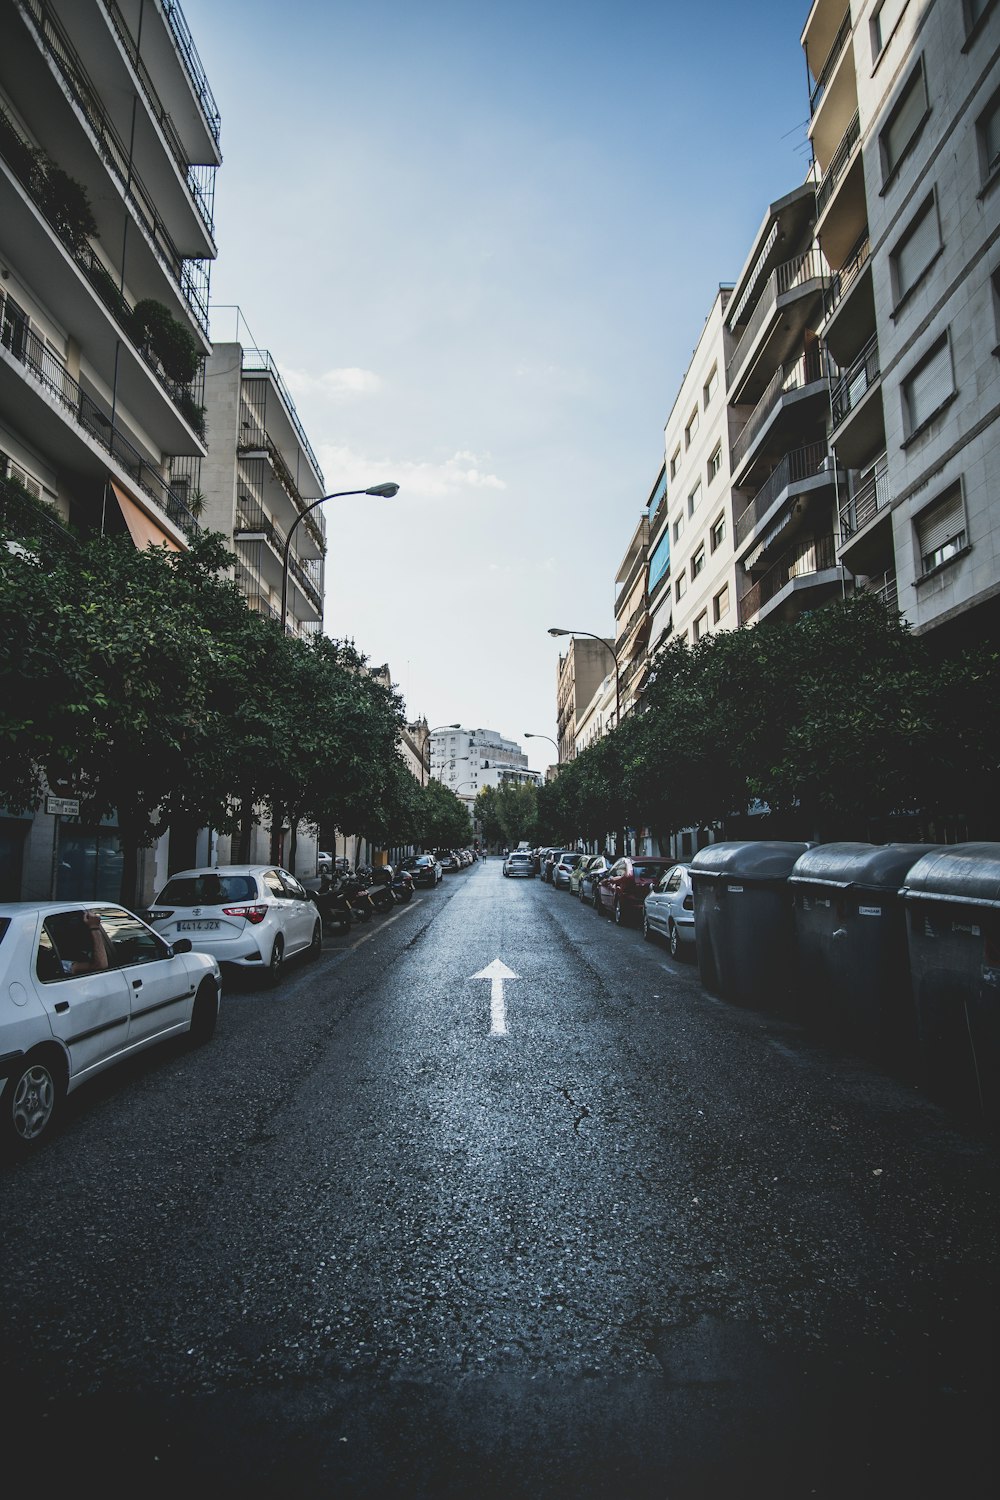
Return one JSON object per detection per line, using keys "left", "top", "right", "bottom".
{"left": 306, "top": 862, "right": 414, "bottom": 930}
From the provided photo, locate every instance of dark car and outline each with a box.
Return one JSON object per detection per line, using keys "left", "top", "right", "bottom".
{"left": 401, "top": 854, "right": 442, "bottom": 887}
{"left": 596, "top": 856, "right": 675, "bottom": 926}
{"left": 541, "top": 849, "right": 567, "bottom": 884}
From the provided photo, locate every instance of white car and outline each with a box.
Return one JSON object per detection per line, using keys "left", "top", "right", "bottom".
{"left": 0, "top": 901, "right": 221, "bottom": 1153}
{"left": 642, "top": 863, "right": 696, "bottom": 958}
{"left": 145, "top": 865, "right": 322, "bottom": 986}
{"left": 317, "top": 851, "right": 333, "bottom": 877}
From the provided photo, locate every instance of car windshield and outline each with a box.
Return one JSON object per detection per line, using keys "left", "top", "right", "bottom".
{"left": 156, "top": 874, "right": 257, "bottom": 905}
{"left": 632, "top": 863, "right": 665, "bottom": 880}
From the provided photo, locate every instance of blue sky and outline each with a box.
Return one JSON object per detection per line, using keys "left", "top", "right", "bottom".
{"left": 185, "top": 0, "right": 812, "bottom": 770}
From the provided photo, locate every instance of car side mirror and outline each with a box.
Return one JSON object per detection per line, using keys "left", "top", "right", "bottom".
{"left": 170, "top": 938, "right": 193, "bottom": 955}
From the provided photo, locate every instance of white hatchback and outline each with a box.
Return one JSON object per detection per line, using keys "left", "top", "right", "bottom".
{"left": 145, "top": 865, "right": 322, "bottom": 986}
{"left": 0, "top": 901, "right": 221, "bottom": 1153}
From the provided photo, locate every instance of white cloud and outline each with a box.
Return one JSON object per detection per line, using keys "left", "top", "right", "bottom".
{"left": 315, "top": 442, "right": 506, "bottom": 499}
{"left": 283, "top": 365, "right": 383, "bottom": 401}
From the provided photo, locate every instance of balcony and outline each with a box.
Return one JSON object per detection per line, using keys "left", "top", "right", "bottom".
{"left": 839, "top": 452, "right": 890, "bottom": 540}
{"left": 731, "top": 345, "right": 829, "bottom": 479}
{"left": 739, "top": 531, "right": 844, "bottom": 625}
{"left": 808, "top": 9, "right": 852, "bottom": 117}
{"left": 0, "top": 315, "right": 198, "bottom": 538}
{"left": 830, "top": 334, "right": 884, "bottom": 466}
{"left": 726, "top": 249, "right": 827, "bottom": 403}
{"left": 824, "top": 231, "right": 875, "bottom": 366}
{"left": 734, "top": 441, "right": 838, "bottom": 552}
{"left": 241, "top": 350, "right": 324, "bottom": 492}
{"left": 234, "top": 492, "right": 323, "bottom": 614}
{"left": 815, "top": 113, "right": 866, "bottom": 269}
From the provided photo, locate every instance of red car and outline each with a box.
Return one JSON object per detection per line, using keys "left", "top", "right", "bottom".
{"left": 596, "top": 856, "right": 675, "bottom": 926}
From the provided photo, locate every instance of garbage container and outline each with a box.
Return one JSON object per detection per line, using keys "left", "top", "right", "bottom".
{"left": 900, "top": 843, "right": 1000, "bottom": 1129}
{"left": 788, "top": 843, "right": 937, "bottom": 1071}
{"left": 690, "top": 841, "right": 810, "bottom": 1013}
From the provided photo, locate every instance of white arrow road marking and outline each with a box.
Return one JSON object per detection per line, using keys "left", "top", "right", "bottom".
{"left": 470, "top": 957, "right": 520, "bottom": 1035}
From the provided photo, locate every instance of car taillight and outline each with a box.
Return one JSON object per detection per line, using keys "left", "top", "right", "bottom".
{"left": 223, "top": 904, "right": 268, "bottom": 924}
{"left": 145, "top": 908, "right": 171, "bottom": 921}
{"left": 683, "top": 895, "right": 694, "bottom": 910}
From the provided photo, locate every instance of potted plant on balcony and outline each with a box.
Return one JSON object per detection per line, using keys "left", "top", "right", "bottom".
{"left": 128, "top": 299, "right": 201, "bottom": 385}
{"left": 37, "top": 163, "right": 98, "bottom": 256}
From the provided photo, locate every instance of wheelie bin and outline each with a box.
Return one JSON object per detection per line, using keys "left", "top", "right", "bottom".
{"left": 900, "top": 843, "right": 1000, "bottom": 1129}
{"left": 690, "top": 841, "right": 810, "bottom": 1013}
{"left": 788, "top": 842, "right": 937, "bottom": 1072}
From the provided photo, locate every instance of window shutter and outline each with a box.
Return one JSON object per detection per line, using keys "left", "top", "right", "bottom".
{"left": 917, "top": 491, "right": 964, "bottom": 558}
{"left": 904, "top": 339, "right": 953, "bottom": 433}
{"left": 894, "top": 197, "right": 938, "bottom": 298}
{"left": 884, "top": 66, "right": 926, "bottom": 176}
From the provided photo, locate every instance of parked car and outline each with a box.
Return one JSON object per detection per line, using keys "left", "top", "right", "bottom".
{"left": 401, "top": 854, "right": 442, "bottom": 887}
{"left": 568, "top": 854, "right": 598, "bottom": 896}
{"left": 596, "top": 856, "right": 675, "bottom": 926}
{"left": 437, "top": 850, "right": 463, "bottom": 873}
{"left": 552, "top": 852, "right": 586, "bottom": 890}
{"left": 145, "top": 865, "right": 322, "bottom": 986}
{"left": 541, "top": 849, "right": 567, "bottom": 884}
{"left": 316, "top": 850, "right": 333, "bottom": 877}
{"left": 578, "top": 855, "right": 610, "bottom": 906}
{"left": 643, "top": 863, "right": 696, "bottom": 958}
{"left": 503, "top": 851, "right": 536, "bottom": 878}
{"left": 0, "top": 901, "right": 221, "bottom": 1153}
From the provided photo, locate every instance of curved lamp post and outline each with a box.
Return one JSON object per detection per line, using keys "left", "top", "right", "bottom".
{"left": 524, "top": 731, "right": 560, "bottom": 764}
{"left": 281, "top": 482, "right": 399, "bottom": 634}
{"left": 548, "top": 627, "right": 620, "bottom": 732}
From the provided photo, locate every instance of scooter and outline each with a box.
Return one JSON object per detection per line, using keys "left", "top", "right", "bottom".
{"left": 338, "top": 869, "right": 376, "bottom": 923}
{"left": 391, "top": 866, "right": 414, "bottom": 904}
{"left": 307, "top": 872, "right": 353, "bottom": 931}
{"left": 361, "top": 864, "right": 398, "bottom": 915}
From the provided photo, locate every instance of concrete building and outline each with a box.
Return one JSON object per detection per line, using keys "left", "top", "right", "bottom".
{"left": 1, "top": 0, "right": 220, "bottom": 899}
{"left": 805, "top": 0, "right": 1000, "bottom": 647}
{"left": 428, "top": 726, "right": 529, "bottom": 806}
{"left": 614, "top": 500, "right": 650, "bottom": 721}
{"left": 554, "top": 635, "right": 615, "bottom": 762}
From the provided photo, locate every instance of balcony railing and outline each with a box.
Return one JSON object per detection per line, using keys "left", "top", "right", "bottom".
{"left": 1, "top": 316, "right": 199, "bottom": 537}
{"left": 235, "top": 494, "right": 323, "bottom": 611}
{"left": 731, "top": 344, "right": 828, "bottom": 472}
{"left": 828, "top": 231, "right": 871, "bottom": 314}
{"left": 726, "top": 249, "right": 827, "bottom": 390}
{"left": 831, "top": 333, "right": 880, "bottom": 426}
{"left": 18, "top": 0, "right": 209, "bottom": 330}
{"left": 839, "top": 451, "right": 890, "bottom": 538}
{"left": 160, "top": 0, "right": 222, "bottom": 147}
{"left": 232, "top": 562, "right": 280, "bottom": 622}
{"left": 739, "top": 531, "right": 839, "bottom": 625}
{"left": 734, "top": 440, "right": 833, "bottom": 549}
{"left": 615, "top": 595, "right": 648, "bottom": 652}
{"left": 241, "top": 349, "right": 324, "bottom": 487}
{"left": 817, "top": 109, "right": 861, "bottom": 217}
{"left": 809, "top": 10, "right": 852, "bottom": 114}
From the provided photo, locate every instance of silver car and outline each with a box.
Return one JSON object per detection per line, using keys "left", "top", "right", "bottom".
{"left": 146, "top": 865, "right": 322, "bottom": 986}
{"left": 552, "top": 851, "right": 586, "bottom": 890}
{"left": 503, "top": 851, "right": 536, "bottom": 878}
{"left": 578, "top": 855, "right": 610, "bottom": 907}
{"left": 642, "top": 863, "right": 696, "bottom": 958}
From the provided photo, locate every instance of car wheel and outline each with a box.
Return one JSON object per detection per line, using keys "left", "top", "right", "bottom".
{"left": 643, "top": 911, "right": 654, "bottom": 942}
{"left": 2, "top": 1053, "right": 64, "bottom": 1152}
{"left": 308, "top": 920, "right": 323, "bottom": 961}
{"left": 265, "top": 936, "right": 284, "bottom": 988}
{"left": 669, "top": 922, "right": 681, "bottom": 960}
{"left": 614, "top": 897, "right": 624, "bottom": 926}
{"left": 189, "top": 980, "right": 219, "bottom": 1044}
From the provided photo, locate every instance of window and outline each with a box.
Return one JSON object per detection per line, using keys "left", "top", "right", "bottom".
{"left": 692, "top": 610, "right": 708, "bottom": 641}
{"left": 713, "top": 582, "right": 730, "bottom": 622}
{"left": 703, "top": 365, "right": 718, "bottom": 407}
{"left": 871, "top": 0, "right": 906, "bottom": 61}
{"left": 691, "top": 544, "right": 705, "bottom": 579}
{"left": 916, "top": 487, "right": 966, "bottom": 575}
{"left": 890, "top": 193, "right": 941, "bottom": 307}
{"left": 684, "top": 407, "right": 699, "bottom": 447}
{"left": 669, "top": 445, "right": 681, "bottom": 479}
{"left": 708, "top": 443, "right": 722, "bottom": 483}
{"left": 901, "top": 336, "right": 955, "bottom": 440}
{"left": 964, "top": 0, "right": 996, "bottom": 40}
{"left": 675, "top": 572, "right": 687, "bottom": 602}
{"left": 710, "top": 512, "right": 726, "bottom": 552}
{"left": 978, "top": 88, "right": 1000, "bottom": 180}
{"left": 880, "top": 61, "right": 929, "bottom": 184}
{"left": 673, "top": 513, "right": 685, "bottom": 543}
{"left": 688, "top": 479, "right": 702, "bottom": 516}
{"left": 992, "top": 267, "right": 1000, "bottom": 347}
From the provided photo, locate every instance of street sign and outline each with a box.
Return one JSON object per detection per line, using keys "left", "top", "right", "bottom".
{"left": 45, "top": 796, "right": 79, "bottom": 817}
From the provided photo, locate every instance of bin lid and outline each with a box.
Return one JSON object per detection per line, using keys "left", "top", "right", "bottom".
{"left": 788, "top": 842, "right": 938, "bottom": 892}
{"left": 900, "top": 843, "right": 1000, "bottom": 909}
{"left": 690, "top": 840, "right": 811, "bottom": 881}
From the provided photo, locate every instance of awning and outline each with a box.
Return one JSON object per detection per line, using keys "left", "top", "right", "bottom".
{"left": 111, "top": 481, "right": 181, "bottom": 552}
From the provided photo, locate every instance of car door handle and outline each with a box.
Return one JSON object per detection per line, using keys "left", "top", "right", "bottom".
{"left": 133, "top": 979, "right": 142, "bottom": 990}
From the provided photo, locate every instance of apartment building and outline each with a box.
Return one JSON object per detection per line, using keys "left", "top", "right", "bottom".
{"left": 0, "top": 0, "right": 220, "bottom": 899}
{"left": 806, "top": 0, "right": 1000, "bottom": 645}
{"left": 190, "top": 339, "right": 326, "bottom": 635}
{"left": 428, "top": 726, "right": 528, "bottom": 802}
{"left": 614, "top": 501, "right": 649, "bottom": 720}
{"left": 554, "top": 635, "right": 616, "bottom": 762}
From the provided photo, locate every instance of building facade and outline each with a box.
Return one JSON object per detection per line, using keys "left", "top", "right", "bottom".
{"left": 554, "top": 636, "right": 616, "bottom": 763}
{"left": 428, "top": 726, "right": 529, "bottom": 806}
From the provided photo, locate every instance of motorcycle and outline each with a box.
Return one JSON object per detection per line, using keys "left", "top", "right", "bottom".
{"left": 308, "top": 869, "right": 374, "bottom": 927}
{"left": 391, "top": 866, "right": 414, "bottom": 904}
{"left": 358, "top": 864, "right": 396, "bottom": 915}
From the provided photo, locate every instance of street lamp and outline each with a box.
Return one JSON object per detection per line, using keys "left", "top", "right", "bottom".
{"left": 524, "top": 731, "right": 561, "bottom": 764}
{"left": 280, "top": 482, "right": 400, "bottom": 634}
{"left": 548, "top": 627, "right": 620, "bottom": 731}
{"left": 423, "top": 722, "right": 461, "bottom": 785}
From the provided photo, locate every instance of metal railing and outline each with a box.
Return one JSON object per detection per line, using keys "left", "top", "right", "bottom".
{"left": 731, "top": 344, "right": 828, "bottom": 472}
{"left": 817, "top": 110, "right": 861, "bottom": 217}
{"left": 241, "top": 349, "right": 324, "bottom": 487}
{"left": 734, "top": 441, "right": 833, "bottom": 549}
{"left": 17, "top": 0, "right": 209, "bottom": 331}
{"left": 831, "top": 334, "right": 880, "bottom": 426}
{"left": 726, "top": 249, "right": 826, "bottom": 390}
{"left": 839, "top": 451, "right": 890, "bottom": 538}
{"left": 615, "top": 596, "right": 648, "bottom": 651}
{"left": 809, "top": 10, "right": 852, "bottom": 113}
{"left": 160, "top": 0, "right": 222, "bottom": 146}
{"left": 739, "top": 532, "right": 839, "bottom": 625}
{"left": 828, "top": 231, "right": 870, "bottom": 314}
{"left": 1, "top": 317, "right": 199, "bottom": 537}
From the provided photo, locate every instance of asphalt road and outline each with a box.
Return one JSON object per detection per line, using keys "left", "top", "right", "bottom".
{"left": 1, "top": 860, "right": 998, "bottom": 1498}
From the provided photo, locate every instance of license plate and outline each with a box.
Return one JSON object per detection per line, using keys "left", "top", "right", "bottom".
{"left": 177, "top": 919, "right": 220, "bottom": 931}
